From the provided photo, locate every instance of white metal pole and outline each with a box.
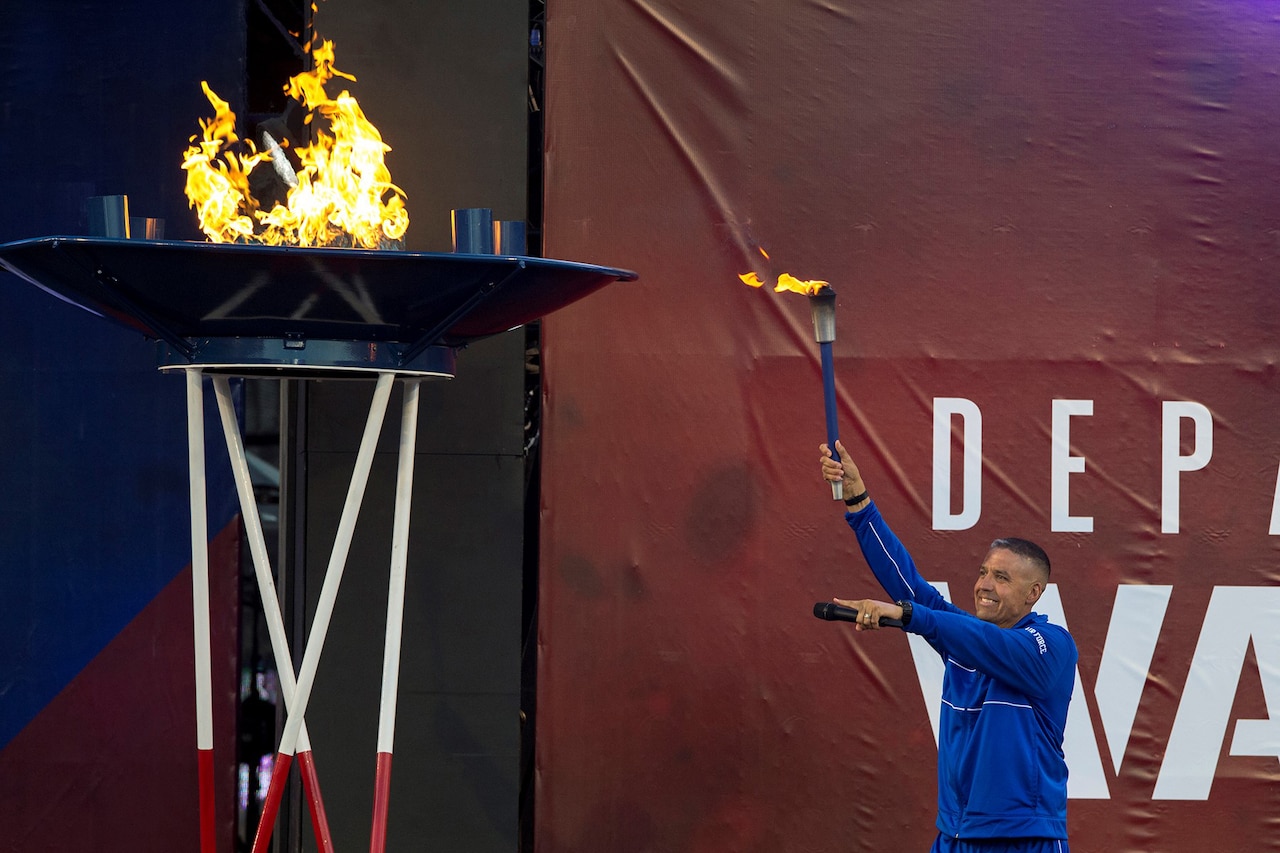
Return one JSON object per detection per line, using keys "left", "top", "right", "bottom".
{"left": 212, "top": 376, "right": 336, "bottom": 851}
{"left": 369, "top": 379, "right": 421, "bottom": 853}
{"left": 210, "top": 376, "right": 315, "bottom": 751}
{"left": 185, "top": 367, "right": 217, "bottom": 853}
{"left": 277, "top": 371, "right": 395, "bottom": 756}
{"left": 252, "top": 371, "right": 395, "bottom": 853}
{"left": 377, "top": 378, "right": 420, "bottom": 752}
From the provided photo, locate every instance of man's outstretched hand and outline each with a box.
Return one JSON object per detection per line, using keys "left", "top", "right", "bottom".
{"left": 832, "top": 597, "right": 904, "bottom": 631}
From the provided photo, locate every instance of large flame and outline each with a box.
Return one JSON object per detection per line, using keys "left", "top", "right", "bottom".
{"left": 739, "top": 246, "right": 829, "bottom": 295}
{"left": 181, "top": 38, "right": 408, "bottom": 248}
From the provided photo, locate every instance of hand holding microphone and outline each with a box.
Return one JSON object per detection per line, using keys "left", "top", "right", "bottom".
{"left": 813, "top": 598, "right": 904, "bottom": 629}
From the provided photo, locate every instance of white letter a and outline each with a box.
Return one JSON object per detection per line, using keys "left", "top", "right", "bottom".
{"left": 1154, "top": 587, "right": 1280, "bottom": 799}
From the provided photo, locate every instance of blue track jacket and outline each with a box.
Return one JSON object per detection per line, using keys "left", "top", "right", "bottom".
{"left": 846, "top": 501, "right": 1075, "bottom": 840}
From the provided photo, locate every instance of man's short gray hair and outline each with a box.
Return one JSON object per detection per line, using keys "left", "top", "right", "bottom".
{"left": 989, "top": 537, "right": 1051, "bottom": 579}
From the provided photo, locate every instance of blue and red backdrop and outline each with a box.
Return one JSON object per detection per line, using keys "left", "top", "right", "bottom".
{"left": 0, "top": 3, "right": 241, "bottom": 850}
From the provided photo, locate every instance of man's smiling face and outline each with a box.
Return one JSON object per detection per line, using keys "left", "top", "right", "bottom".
{"left": 973, "top": 547, "right": 1044, "bottom": 629}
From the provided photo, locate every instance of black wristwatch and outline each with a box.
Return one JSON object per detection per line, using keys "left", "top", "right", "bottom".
{"left": 897, "top": 599, "right": 913, "bottom": 627}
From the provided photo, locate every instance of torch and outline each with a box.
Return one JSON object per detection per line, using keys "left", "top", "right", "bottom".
{"left": 740, "top": 254, "right": 845, "bottom": 501}
{"left": 808, "top": 285, "right": 843, "bottom": 501}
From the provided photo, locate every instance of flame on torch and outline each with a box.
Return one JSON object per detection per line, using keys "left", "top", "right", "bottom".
{"left": 181, "top": 37, "right": 408, "bottom": 248}
{"left": 739, "top": 245, "right": 844, "bottom": 501}
{"left": 738, "top": 247, "right": 830, "bottom": 296}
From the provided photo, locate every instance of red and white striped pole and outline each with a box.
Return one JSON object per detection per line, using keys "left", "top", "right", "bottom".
{"left": 211, "top": 376, "right": 335, "bottom": 851}
{"left": 185, "top": 368, "right": 217, "bottom": 853}
{"left": 369, "top": 379, "right": 421, "bottom": 853}
{"left": 251, "top": 371, "right": 395, "bottom": 853}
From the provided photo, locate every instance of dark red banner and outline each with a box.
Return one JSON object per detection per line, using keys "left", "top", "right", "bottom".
{"left": 539, "top": 1, "right": 1280, "bottom": 850}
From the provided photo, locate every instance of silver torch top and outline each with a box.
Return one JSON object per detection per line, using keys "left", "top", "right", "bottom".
{"left": 809, "top": 286, "right": 837, "bottom": 343}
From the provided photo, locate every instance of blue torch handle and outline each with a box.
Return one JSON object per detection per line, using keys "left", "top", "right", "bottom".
{"left": 820, "top": 341, "right": 839, "bottom": 454}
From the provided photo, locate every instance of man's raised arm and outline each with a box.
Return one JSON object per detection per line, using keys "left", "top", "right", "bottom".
{"left": 820, "top": 441, "right": 955, "bottom": 615}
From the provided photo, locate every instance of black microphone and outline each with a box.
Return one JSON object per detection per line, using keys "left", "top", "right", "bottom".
{"left": 813, "top": 601, "right": 903, "bottom": 628}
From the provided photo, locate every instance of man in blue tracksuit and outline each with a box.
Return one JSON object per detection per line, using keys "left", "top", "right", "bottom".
{"left": 821, "top": 441, "right": 1075, "bottom": 853}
